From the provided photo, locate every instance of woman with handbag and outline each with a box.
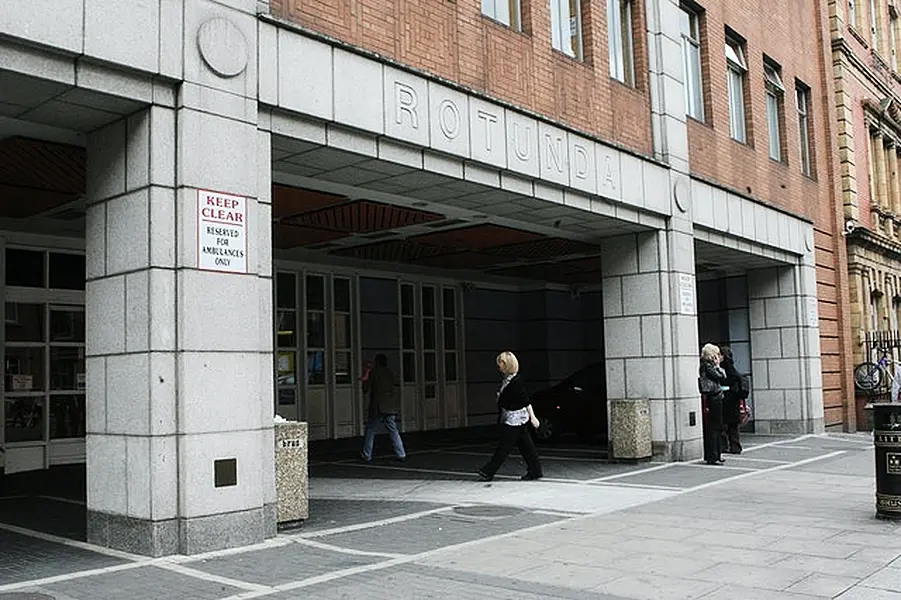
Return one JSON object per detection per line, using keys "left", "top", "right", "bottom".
{"left": 477, "top": 351, "right": 543, "bottom": 482}
{"left": 719, "top": 346, "right": 747, "bottom": 455}
{"left": 698, "top": 343, "right": 728, "bottom": 465}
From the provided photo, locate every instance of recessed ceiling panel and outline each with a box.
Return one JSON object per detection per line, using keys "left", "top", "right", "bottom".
{"left": 273, "top": 223, "right": 347, "bottom": 249}
{"left": 272, "top": 185, "right": 347, "bottom": 219}
{"left": 412, "top": 224, "right": 543, "bottom": 251}
{"left": 332, "top": 239, "right": 448, "bottom": 262}
{"left": 289, "top": 199, "right": 443, "bottom": 233}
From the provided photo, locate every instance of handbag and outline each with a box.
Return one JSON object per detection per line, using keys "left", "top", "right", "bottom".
{"left": 698, "top": 375, "right": 720, "bottom": 394}
{"left": 739, "top": 398, "right": 751, "bottom": 426}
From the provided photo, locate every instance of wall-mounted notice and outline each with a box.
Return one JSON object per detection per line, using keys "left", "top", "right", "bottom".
{"left": 679, "top": 273, "right": 695, "bottom": 315}
{"left": 197, "top": 189, "right": 247, "bottom": 274}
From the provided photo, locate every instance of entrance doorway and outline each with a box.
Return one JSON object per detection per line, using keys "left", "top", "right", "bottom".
{"left": 1, "top": 245, "right": 86, "bottom": 474}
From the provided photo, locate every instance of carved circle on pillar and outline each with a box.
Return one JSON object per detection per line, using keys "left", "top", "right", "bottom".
{"left": 673, "top": 177, "right": 688, "bottom": 213}
{"left": 197, "top": 18, "right": 248, "bottom": 78}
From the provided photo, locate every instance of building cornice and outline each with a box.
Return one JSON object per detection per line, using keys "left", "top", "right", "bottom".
{"left": 832, "top": 36, "right": 900, "bottom": 99}
{"left": 847, "top": 226, "right": 901, "bottom": 261}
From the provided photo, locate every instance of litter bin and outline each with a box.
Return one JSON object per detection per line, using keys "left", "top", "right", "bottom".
{"left": 609, "top": 398, "right": 652, "bottom": 461}
{"left": 275, "top": 420, "right": 309, "bottom": 527}
{"left": 874, "top": 403, "right": 901, "bottom": 520}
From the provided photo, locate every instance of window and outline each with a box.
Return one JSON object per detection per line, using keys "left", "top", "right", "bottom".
{"left": 680, "top": 5, "right": 704, "bottom": 121}
{"left": 551, "top": 0, "right": 582, "bottom": 59}
{"left": 608, "top": 0, "right": 635, "bottom": 85}
{"left": 482, "top": 0, "right": 520, "bottom": 30}
{"left": 870, "top": 0, "right": 882, "bottom": 52}
{"left": 849, "top": 0, "right": 857, "bottom": 29}
{"left": 400, "top": 283, "right": 416, "bottom": 384}
{"left": 725, "top": 34, "right": 748, "bottom": 143}
{"left": 796, "top": 83, "right": 813, "bottom": 177}
{"left": 764, "top": 61, "right": 785, "bottom": 162}
{"left": 893, "top": 14, "right": 901, "bottom": 71}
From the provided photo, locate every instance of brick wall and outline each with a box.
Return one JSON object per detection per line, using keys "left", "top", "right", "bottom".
{"left": 269, "top": 0, "right": 653, "bottom": 155}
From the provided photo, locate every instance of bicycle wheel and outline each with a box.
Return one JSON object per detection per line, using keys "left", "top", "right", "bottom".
{"left": 854, "top": 362, "right": 884, "bottom": 391}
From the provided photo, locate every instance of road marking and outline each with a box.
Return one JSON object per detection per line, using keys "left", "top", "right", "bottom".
{"left": 0, "top": 561, "right": 155, "bottom": 593}
{"left": 683, "top": 450, "right": 847, "bottom": 493}
{"left": 586, "top": 462, "right": 676, "bottom": 483}
{"left": 287, "top": 506, "right": 457, "bottom": 539}
{"left": 591, "top": 481, "right": 683, "bottom": 491}
{"left": 0, "top": 522, "right": 146, "bottom": 562}
{"left": 156, "top": 562, "right": 271, "bottom": 592}
{"left": 171, "top": 538, "right": 295, "bottom": 564}
{"left": 442, "top": 451, "right": 604, "bottom": 463}
{"left": 771, "top": 445, "right": 815, "bottom": 450}
{"left": 683, "top": 463, "right": 758, "bottom": 472}
{"left": 741, "top": 434, "right": 815, "bottom": 452}
{"left": 294, "top": 537, "right": 406, "bottom": 559}
{"left": 724, "top": 456, "right": 790, "bottom": 464}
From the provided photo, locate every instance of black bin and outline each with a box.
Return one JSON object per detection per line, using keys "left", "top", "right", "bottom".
{"left": 874, "top": 403, "right": 901, "bottom": 519}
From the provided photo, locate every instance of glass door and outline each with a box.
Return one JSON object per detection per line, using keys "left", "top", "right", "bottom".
{"left": 305, "top": 273, "right": 328, "bottom": 440}
{"left": 421, "top": 285, "right": 440, "bottom": 430}
{"left": 3, "top": 246, "right": 86, "bottom": 474}
{"left": 399, "top": 282, "right": 419, "bottom": 432}
{"left": 275, "top": 272, "right": 300, "bottom": 421}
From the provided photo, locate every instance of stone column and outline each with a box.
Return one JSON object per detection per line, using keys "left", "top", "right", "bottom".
{"left": 747, "top": 252, "right": 824, "bottom": 435}
{"left": 890, "top": 145, "right": 901, "bottom": 215}
{"left": 85, "top": 3, "right": 275, "bottom": 557}
{"left": 875, "top": 134, "right": 890, "bottom": 212}
{"left": 602, "top": 229, "right": 702, "bottom": 461}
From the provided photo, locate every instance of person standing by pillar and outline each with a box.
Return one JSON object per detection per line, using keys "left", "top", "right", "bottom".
{"left": 719, "top": 346, "right": 747, "bottom": 454}
{"left": 477, "top": 351, "right": 543, "bottom": 482}
{"left": 360, "top": 354, "right": 407, "bottom": 463}
{"left": 698, "top": 343, "right": 728, "bottom": 465}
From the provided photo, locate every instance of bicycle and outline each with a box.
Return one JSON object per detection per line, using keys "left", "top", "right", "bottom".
{"left": 854, "top": 347, "right": 898, "bottom": 392}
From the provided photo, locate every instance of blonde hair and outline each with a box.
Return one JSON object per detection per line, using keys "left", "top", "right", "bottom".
{"left": 496, "top": 351, "right": 519, "bottom": 376}
{"left": 700, "top": 343, "right": 720, "bottom": 362}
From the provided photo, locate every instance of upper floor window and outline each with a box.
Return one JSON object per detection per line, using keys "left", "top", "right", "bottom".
{"left": 892, "top": 13, "right": 901, "bottom": 71}
{"left": 482, "top": 0, "right": 521, "bottom": 30}
{"left": 551, "top": 0, "right": 583, "bottom": 60}
{"left": 796, "top": 82, "right": 814, "bottom": 177}
{"left": 849, "top": 0, "right": 858, "bottom": 30}
{"left": 870, "top": 0, "right": 882, "bottom": 52}
{"left": 680, "top": 5, "right": 704, "bottom": 121}
{"left": 764, "top": 60, "right": 785, "bottom": 162}
{"left": 608, "top": 0, "right": 635, "bottom": 85}
{"left": 725, "top": 33, "right": 748, "bottom": 143}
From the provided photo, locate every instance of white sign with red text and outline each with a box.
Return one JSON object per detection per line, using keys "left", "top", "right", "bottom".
{"left": 197, "top": 189, "right": 247, "bottom": 274}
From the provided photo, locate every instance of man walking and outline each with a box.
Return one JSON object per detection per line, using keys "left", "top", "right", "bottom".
{"left": 360, "top": 354, "right": 407, "bottom": 463}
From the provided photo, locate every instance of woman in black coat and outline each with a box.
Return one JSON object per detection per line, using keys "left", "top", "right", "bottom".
{"left": 477, "top": 351, "right": 543, "bottom": 482}
{"left": 719, "top": 346, "right": 745, "bottom": 454}
{"left": 699, "top": 343, "right": 728, "bottom": 465}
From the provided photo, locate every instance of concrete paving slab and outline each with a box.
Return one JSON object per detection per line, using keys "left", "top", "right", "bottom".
{"left": 691, "top": 562, "right": 810, "bottom": 591}
{"left": 0, "top": 530, "right": 126, "bottom": 587}
{"left": 698, "top": 584, "right": 830, "bottom": 599}
{"left": 861, "top": 567, "right": 901, "bottom": 593}
{"left": 785, "top": 573, "right": 860, "bottom": 597}
{"left": 593, "top": 572, "right": 722, "bottom": 600}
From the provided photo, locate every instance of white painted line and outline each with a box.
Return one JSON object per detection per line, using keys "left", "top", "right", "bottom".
{"left": 0, "top": 560, "right": 154, "bottom": 593}
{"left": 741, "top": 434, "right": 815, "bottom": 452}
{"left": 288, "top": 506, "right": 457, "bottom": 539}
{"left": 771, "top": 445, "right": 815, "bottom": 450}
{"left": 683, "top": 450, "right": 847, "bottom": 493}
{"left": 683, "top": 463, "right": 758, "bottom": 472}
{"left": 533, "top": 510, "right": 588, "bottom": 518}
{"left": 591, "top": 481, "right": 684, "bottom": 491}
{"left": 293, "top": 537, "right": 406, "bottom": 559}
{"left": 0, "top": 522, "right": 146, "bottom": 562}
{"left": 0, "top": 495, "right": 29, "bottom": 501}
{"left": 723, "top": 456, "right": 790, "bottom": 464}
{"left": 586, "top": 462, "right": 676, "bottom": 483}
{"left": 36, "top": 495, "right": 87, "bottom": 507}
{"left": 156, "top": 562, "right": 271, "bottom": 592}
{"left": 172, "top": 537, "right": 295, "bottom": 564}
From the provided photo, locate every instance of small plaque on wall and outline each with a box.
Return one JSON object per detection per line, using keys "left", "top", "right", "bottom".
{"left": 214, "top": 458, "right": 238, "bottom": 488}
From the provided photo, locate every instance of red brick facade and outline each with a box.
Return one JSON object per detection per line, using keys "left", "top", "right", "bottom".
{"left": 269, "top": 0, "right": 653, "bottom": 156}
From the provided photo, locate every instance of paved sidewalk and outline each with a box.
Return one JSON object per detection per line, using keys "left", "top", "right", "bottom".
{"left": 1, "top": 433, "right": 899, "bottom": 599}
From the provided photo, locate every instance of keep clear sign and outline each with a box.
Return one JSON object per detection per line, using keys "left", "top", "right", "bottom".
{"left": 197, "top": 189, "right": 247, "bottom": 273}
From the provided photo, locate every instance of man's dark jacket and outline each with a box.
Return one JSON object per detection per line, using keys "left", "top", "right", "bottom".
{"left": 364, "top": 365, "right": 399, "bottom": 415}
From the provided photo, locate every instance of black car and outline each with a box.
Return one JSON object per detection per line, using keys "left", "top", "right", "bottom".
{"left": 529, "top": 362, "right": 607, "bottom": 443}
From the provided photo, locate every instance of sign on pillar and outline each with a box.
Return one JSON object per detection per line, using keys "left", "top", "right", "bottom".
{"left": 197, "top": 189, "right": 248, "bottom": 274}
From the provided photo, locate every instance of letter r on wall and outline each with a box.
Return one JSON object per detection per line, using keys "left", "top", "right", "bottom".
{"left": 395, "top": 82, "right": 419, "bottom": 129}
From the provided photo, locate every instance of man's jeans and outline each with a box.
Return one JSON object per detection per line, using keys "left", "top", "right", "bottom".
{"left": 361, "top": 413, "right": 406, "bottom": 461}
